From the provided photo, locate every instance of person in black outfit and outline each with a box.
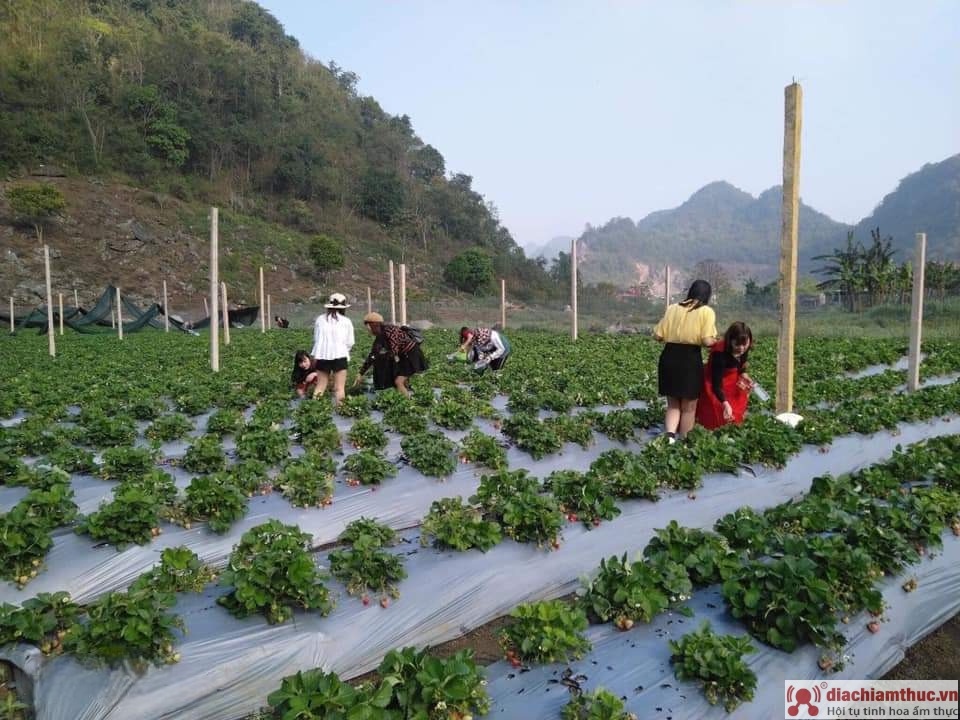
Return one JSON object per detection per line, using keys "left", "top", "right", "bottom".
{"left": 353, "top": 312, "right": 428, "bottom": 395}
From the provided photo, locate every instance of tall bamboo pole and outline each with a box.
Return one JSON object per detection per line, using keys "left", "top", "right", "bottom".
{"left": 664, "top": 265, "right": 672, "bottom": 310}
{"left": 367, "top": 287, "right": 372, "bottom": 314}
{"left": 907, "top": 233, "right": 927, "bottom": 392}
{"left": 399, "top": 263, "right": 407, "bottom": 326}
{"left": 259, "top": 266, "right": 266, "bottom": 333}
{"left": 203, "top": 296, "right": 209, "bottom": 316}
{"left": 388, "top": 260, "right": 396, "bottom": 324}
{"left": 500, "top": 278, "right": 506, "bottom": 329}
{"left": 210, "top": 207, "right": 220, "bottom": 372}
{"left": 220, "top": 281, "right": 231, "bottom": 345}
{"left": 162, "top": 279, "right": 170, "bottom": 332}
{"left": 116, "top": 286, "right": 123, "bottom": 341}
{"left": 776, "top": 82, "right": 802, "bottom": 414}
{"left": 8, "top": 297, "right": 13, "bottom": 334}
{"left": 44, "top": 246, "right": 55, "bottom": 356}
{"left": 73, "top": 288, "right": 79, "bottom": 309}
{"left": 267, "top": 295, "right": 272, "bottom": 329}
{"left": 58, "top": 293, "right": 64, "bottom": 335}
{"left": 571, "top": 239, "right": 579, "bottom": 341}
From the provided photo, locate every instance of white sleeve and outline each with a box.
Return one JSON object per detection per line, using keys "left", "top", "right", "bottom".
{"left": 310, "top": 317, "right": 323, "bottom": 357}
{"left": 485, "top": 331, "right": 506, "bottom": 361}
{"left": 345, "top": 318, "right": 355, "bottom": 358}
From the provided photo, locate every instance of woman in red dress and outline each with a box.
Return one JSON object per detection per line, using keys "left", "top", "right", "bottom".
{"left": 696, "top": 322, "right": 754, "bottom": 430}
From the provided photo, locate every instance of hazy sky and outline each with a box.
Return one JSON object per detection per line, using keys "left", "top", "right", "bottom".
{"left": 260, "top": 0, "right": 959, "bottom": 251}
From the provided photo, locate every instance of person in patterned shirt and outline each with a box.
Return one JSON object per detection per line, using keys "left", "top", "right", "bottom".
{"left": 354, "top": 312, "right": 428, "bottom": 395}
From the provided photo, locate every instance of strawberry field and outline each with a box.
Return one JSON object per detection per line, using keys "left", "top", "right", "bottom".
{"left": 1, "top": 329, "right": 959, "bottom": 720}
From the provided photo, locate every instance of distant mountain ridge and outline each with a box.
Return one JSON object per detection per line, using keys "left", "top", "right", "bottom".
{"left": 577, "top": 154, "right": 960, "bottom": 287}
{"left": 528, "top": 235, "right": 573, "bottom": 262}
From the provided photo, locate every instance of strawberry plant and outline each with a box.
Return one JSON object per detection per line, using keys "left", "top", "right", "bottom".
{"left": 130, "top": 546, "right": 216, "bottom": 594}
{"left": 294, "top": 395, "right": 334, "bottom": 430}
{"left": 546, "top": 414, "right": 595, "bottom": 449}
{"left": 639, "top": 440, "right": 702, "bottom": 490}
{"left": 420, "top": 496, "right": 502, "bottom": 552}
{"left": 205, "top": 408, "right": 245, "bottom": 436}
{"left": 301, "top": 421, "right": 342, "bottom": 454}
{"left": 713, "top": 507, "right": 772, "bottom": 554}
{"left": 580, "top": 553, "right": 691, "bottom": 628}
{"left": 382, "top": 401, "right": 428, "bottom": 435}
{"left": 401, "top": 431, "right": 457, "bottom": 477}
{"left": 9, "top": 417, "right": 71, "bottom": 456}
{"left": 229, "top": 459, "right": 272, "bottom": 495}
{"left": 64, "top": 587, "right": 183, "bottom": 667}
{"left": 459, "top": 428, "right": 507, "bottom": 469}
{"left": 499, "top": 599, "right": 591, "bottom": 664}
{"left": 146, "top": 413, "right": 194, "bottom": 443}
{"left": 80, "top": 412, "right": 137, "bottom": 447}
{"left": 0, "top": 591, "right": 81, "bottom": 655}
{"left": 472, "top": 469, "right": 562, "bottom": 548}
{"left": 501, "top": 413, "right": 562, "bottom": 459}
{"left": 561, "top": 687, "right": 637, "bottom": 720}
{"left": 594, "top": 409, "right": 637, "bottom": 442}
{"left": 588, "top": 449, "right": 658, "bottom": 500}
{"left": 0, "top": 505, "right": 55, "bottom": 586}
{"left": 339, "top": 517, "right": 397, "bottom": 547}
{"left": 21, "top": 477, "right": 78, "bottom": 527}
{"left": 277, "top": 453, "right": 336, "bottom": 508}
{"left": 376, "top": 646, "right": 491, "bottom": 719}
{"left": 180, "top": 475, "right": 248, "bottom": 533}
{"left": 0, "top": 452, "right": 32, "bottom": 485}
{"left": 174, "top": 390, "right": 215, "bottom": 416}
{"left": 347, "top": 418, "right": 388, "bottom": 451}
{"left": 669, "top": 622, "right": 757, "bottom": 712}
{"left": 430, "top": 398, "right": 474, "bottom": 431}
{"left": 342, "top": 450, "right": 398, "bottom": 485}
{"left": 98, "top": 445, "right": 157, "bottom": 482}
{"left": 181, "top": 434, "right": 227, "bottom": 474}
{"left": 545, "top": 470, "right": 621, "bottom": 528}
{"left": 219, "top": 520, "right": 333, "bottom": 624}
{"left": 337, "top": 395, "right": 370, "bottom": 418}
{"left": 251, "top": 398, "right": 291, "bottom": 427}
{"left": 267, "top": 669, "right": 387, "bottom": 720}
{"left": 76, "top": 485, "right": 163, "bottom": 549}
{"left": 329, "top": 532, "right": 407, "bottom": 600}
{"left": 127, "top": 396, "right": 165, "bottom": 421}
{"left": 236, "top": 426, "right": 289, "bottom": 465}
{"left": 643, "top": 521, "right": 742, "bottom": 586}
{"left": 40, "top": 445, "right": 97, "bottom": 474}
{"left": 121, "top": 467, "right": 178, "bottom": 506}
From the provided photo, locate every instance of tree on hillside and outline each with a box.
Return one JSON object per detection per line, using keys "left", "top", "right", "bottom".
{"left": 5, "top": 183, "right": 67, "bottom": 243}
{"left": 814, "top": 231, "right": 865, "bottom": 312}
{"left": 310, "top": 234, "right": 345, "bottom": 278}
{"left": 444, "top": 248, "right": 494, "bottom": 294}
{"left": 814, "top": 229, "right": 898, "bottom": 311}
{"left": 691, "top": 259, "right": 731, "bottom": 300}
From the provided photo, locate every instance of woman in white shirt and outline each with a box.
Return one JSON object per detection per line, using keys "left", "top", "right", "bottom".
{"left": 310, "top": 293, "right": 355, "bottom": 405}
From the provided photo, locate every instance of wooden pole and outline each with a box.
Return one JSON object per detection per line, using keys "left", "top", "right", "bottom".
{"left": 210, "top": 207, "right": 220, "bottom": 372}
{"left": 203, "top": 296, "right": 209, "bottom": 316}
{"left": 388, "top": 260, "right": 396, "bottom": 324}
{"left": 664, "top": 265, "right": 672, "bottom": 310}
{"left": 58, "top": 293, "right": 64, "bottom": 335}
{"left": 907, "top": 233, "right": 927, "bottom": 392}
{"left": 399, "top": 263, "right": 407, "bottom": 326}
{"left": 111, "top": 303, "right": 116, "bottom": 328}
{"left": 571, "top": 238, "right": 579, "bottom": 341}
{"left": 500, "top": 278, "right": 506, "bottom": 329}
{"left": 220, "top": 281, "right": 231, "bottom": 345}
{"left": 267, "top": 294, "right": 272, "bottom": 329}
{"left": 367, "top": 287, "right": 372, "bottom": 314}
{"left": 73, "top": 288, "right": 79, "bottom": 309}
{"left": 116, "top": 286, "right": 123, "bottom": 341}
{"left": 44, "top": 245, "right": 55, "bottom": 357}
{"left": 776, "top": 82, "right": 802, "bottom": 414}
{"left": 8, "top": 297, "right": 13, "bottom": 334}
{"left": 162, "top": 279, "right": 170, "bottom": 332}
{"left": 259, "top": 266, "right": 266, "bottom": 333}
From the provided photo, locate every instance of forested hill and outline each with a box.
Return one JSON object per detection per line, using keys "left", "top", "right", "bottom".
{"left": 0, "top": 0, "right": 554, "bottom": 305}
{"left": 855, "top": 154, "right": 960, "bottom": 260}
{"left": 577, "top": 182, "right": 851, "bottom": 287}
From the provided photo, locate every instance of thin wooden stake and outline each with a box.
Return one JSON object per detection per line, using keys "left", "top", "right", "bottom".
{"left": 267, "top": 294, "right": 272, "bottom": 329}
{"left": 8, "top": 297, "right": 13, "bottom": 334}
{"left": 907, "top": 233, "right": 927, "bottom": 392}
{"left": 389, "top": 260, "right": 396, "bottom": 324}
{"left": 664, "top": 265, "right": 672, "bottom": 310}
{"left": 58, "top": 293, "right": 64, "bottom": 335}
{"left": 500, "top": 278, "right": 506, "bottom": 329}
{"left": 220, "top": 281, "right": 231, "bottom": 345}
{"left": 162, "top": 279, "right": 170, "bottom": 332}
{"left": 571, "top": 239, "right": 579, "bottom": 341}
{"left": 367, "top": 287, "right": 372, "bottom": 314}
{"left": 203, "top": 296, "right": 209, "bottom": 316}
{"left": 399, "top": 263, "right": 407, "bottom": 326}
{"left": 210, "top": 207, "right": 220, "bottom": 372}
{"left": 116, "top": 286, "right": 123, "bottom": 341}
{"left": 111, "top": 302, "right": 116, "bottom": 329}
{"left": 259, "top": 266, "right": 266, "bottom": 333}
{"left": 44, "top": 245, "right": 55, "bottom": 356}
{"left": 776, "top": 82, "right": 802, "bottom": 414}
{"left": 73, "top": 288, "right": 79, "bottom": 309}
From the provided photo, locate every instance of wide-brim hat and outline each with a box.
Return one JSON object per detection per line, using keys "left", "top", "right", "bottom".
{"left": 325, "top": 292, "right": 351, "bottom": 309}
{"left": 363, "top": 311, "right": 384, "bottom": 324}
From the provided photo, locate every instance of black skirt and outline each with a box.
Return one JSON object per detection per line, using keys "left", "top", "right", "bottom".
{"left": 658, "top": 343, "right": 704, "bottom": 400}
{"left": 395, "top": 345, "right": 429, "bottom": 377}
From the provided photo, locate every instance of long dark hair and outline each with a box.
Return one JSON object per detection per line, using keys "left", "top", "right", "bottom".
{"left": 724, "top": 321, "right": 753, "bottom": 364}
{"left": 679, "top": 279, "right": 711, "bottom": 310}
{"left": 326, "top": 308, "right": 346, "bottom": 320}
{"left": 291, "top": 350, "right": 312, "bottom": 386}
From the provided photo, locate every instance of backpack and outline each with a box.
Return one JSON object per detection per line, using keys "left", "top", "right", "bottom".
{"left": 402, "top": 326, "right": 425, "bottom": 345}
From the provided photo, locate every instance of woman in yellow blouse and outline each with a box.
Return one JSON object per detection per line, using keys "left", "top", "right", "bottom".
{"left": 653, "top": 279, "right": 718, "bottom": 443}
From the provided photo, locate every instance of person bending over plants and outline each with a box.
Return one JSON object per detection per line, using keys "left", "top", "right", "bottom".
{"left": 354, "top": 312, "right": 428, "bottom": 396}
{"left": 697, "top": 321, "right": 754, "bottom": 429}
{"left": 290, "top": 350, "right": 320, "bottom": 398}
{"left": 455, "top": 325, "right": 511, "bottom": 372}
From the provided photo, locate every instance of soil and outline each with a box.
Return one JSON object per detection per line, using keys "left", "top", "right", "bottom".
{"left": 883, "top": 612, "right": 960, "bottom": 680}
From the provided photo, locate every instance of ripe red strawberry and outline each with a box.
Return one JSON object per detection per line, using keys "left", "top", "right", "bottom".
{"left": 867, "top": 621, "right": 880, "bottom": 634}
{"left": 380, "top": 596, "right": 390, "bottom": 609}
{"left": 362, "top": 595, "right": 370, "bottom": 606}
